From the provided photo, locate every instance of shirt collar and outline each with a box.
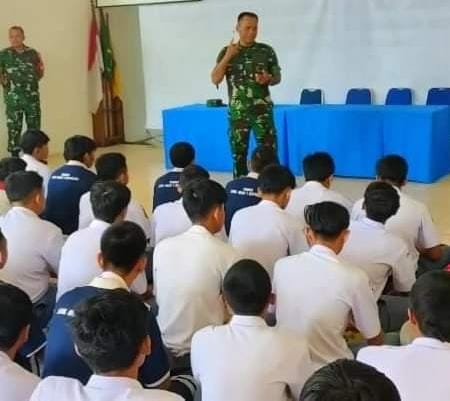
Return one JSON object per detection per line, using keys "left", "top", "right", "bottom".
{"left": 0, "top": 351, "right": 12, "bottom": 363}
{"left": 87, "top": 375, "right": 142, "bottom": 391}
{"left": 67, "top": 160, "right": 91, "bottom": 171}
{"left": 247, "top": 172, "right": 259, "bottom": 179}
{"left": 88, "top": 219, "right": 111, "bottom": 230}
{"left": 412, "top": 337, "right": 450, "bottom": 350}
{"left": 259, "top": 199, "right": 281, "bottom": 210}
{"left": 172, "top": 167, "right": 183, "bottom": 173}
{"left": 230, "top": 315, "right": 267, "bottom": 327}
{"left": 360, "top": 217, "right": 385, "bottom": 230}
{"left": 10, "top": 206, "right": 38, "bottom": 218}
{"left": 89, "top": 271, "right": 130, "bottom": 291}
{"left": 188, "top": 224, "right": 214, "bottom": 236}
{"left": 309, "top": 244, "right": 340, "bottom": 262}
{"left": 303, "top": 181, "right": 327, "bottom": 191}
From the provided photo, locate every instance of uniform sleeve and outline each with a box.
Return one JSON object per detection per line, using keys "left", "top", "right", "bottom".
{"left": 78, "top": 193, "right": 93, "bottom": 230}
{"left": 351, "top": 199, "right": 366, "bottom": 221}
{"left": 417, "top": 206, "right": 440, "bottom": 250}
{"left": 286, "top": 340, "right": 314, "bottom": 400}
{"left": 140, "top": 309, "right": 171, "bottom": 388}
{"left": 130, "top": 271, "right": 148, "bottom": 295}
{"left": 287, "top": 218, "right": 308, "bottom": 256}
{"left": 216, "top": 47, "right": 227, "bottom": 64}
{"left": 391, "top": 242, "right": 417, "bottom": 293}
{"left": 350, "top": 273, "right": 382, "bottom": 339}
{"left": 267, "top": 46, "right": 281, "bottom": 80}
{"left": 43, "top": 227, "right": 65, "bottom": 274}
{"left": 190, "top": 330, "right": 203, "bottom": 382}
{"left": 127, "top": 201, "right": 151, "bottom": 240}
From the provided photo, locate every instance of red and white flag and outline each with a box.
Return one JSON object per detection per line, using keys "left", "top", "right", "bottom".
{"left": 87, "top": 7, "right": 104, "bottom": 114}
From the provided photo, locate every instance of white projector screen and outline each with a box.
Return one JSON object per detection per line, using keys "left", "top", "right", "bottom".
{"left": 97, "top": 0, "right": 200, "bottom": 6}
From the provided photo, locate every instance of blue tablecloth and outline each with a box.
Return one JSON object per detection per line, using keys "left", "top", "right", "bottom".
{"left": 162, "top": 104, "right": 450, "bottom": 183}
{"left": 162, "top": 104, "right": 296, "bottom": 172}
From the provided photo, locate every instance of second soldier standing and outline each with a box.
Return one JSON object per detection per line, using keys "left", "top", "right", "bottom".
{"left": 211, "top": 12, "right": 281, "bottom": 178}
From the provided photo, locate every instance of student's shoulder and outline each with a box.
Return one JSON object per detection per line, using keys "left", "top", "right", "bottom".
{"left": 38, "top": 218, "right": 63, "bottom": 237}
{"left": 56, "top": 286, "right": 98, "bottom": 308}
{"left": 32, "top": 376, "right": 82, "bottom": 398}
{"left": 192, "top": 324, "right": 226, "bottom": 346}
{"left": 136, "top": 389, "right": 184, "bottom": 401}
{"left": 358, "top": 344, "right": 402, "bottom": 365}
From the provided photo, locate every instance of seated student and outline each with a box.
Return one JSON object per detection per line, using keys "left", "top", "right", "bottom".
{"left": 44, "top": 135, "right": 97, "bottom": 235}
{"left": 153, "top": 142, "right": 195, "bottom": 211}
{"left": 191, "top": 259, "right": 312, "bottom": 401}
{"left": 35, "top": 290, "right": 182, "bottom": 401}
{"left": 224, "top": 145, "right": 279, "bottom": 235}
{"left": 340, "top": 182, "right": 416, "bottom": 332}
{"left": 0, "top": 172, "right": 64, "bottom": 339}
{"left": 352, "top": 155, "right": 450, "bottom": 274}
{"left": 78, "top": 152, "right": 151, "bottom": 239}
{"left": 273, "top": 202, "right": 383, "bottom": 370}
{"left": 0, "top": 283, "right": 40, "bottom": 401}
{"left": 154, "top": 178, "right": 239, "bottom": 372}
{"left": 0, "top": 157, "right": 26, "bottom": 215}
{"left": 300, "top": 359, "right": 400, "bottom": 401}
{"left": 56, "top": 181, "right": 147, "bottom": 300}
{"left": 286, "top": 152, "right": 351, "bottom": 223}
{"left": 150, "top": 164, "right": 209, "bottom": 247}
{"left": 358, "top": 271, "right": 450, "bottom": 401}
{"left": 20, "top": 129, "right": 51, "bottom": 194}
{"left": 229, "top": 164, "right": 306, "bottom": 276}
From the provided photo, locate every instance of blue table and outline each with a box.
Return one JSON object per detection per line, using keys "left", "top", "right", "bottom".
{"left": 162, "top": 104, "right": 296, "bottom": 171}
{"left": 285, "top": 105, "right": 450, "bottom": 182}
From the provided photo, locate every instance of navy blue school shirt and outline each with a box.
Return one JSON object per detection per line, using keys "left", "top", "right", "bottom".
{"left": 43, "top": 286, "right": 170, "bottom": 387}
{"left": 44, "top": 163, "right": 97, "bottom": 235}
{"left": 152, "top": 170, "right": 182, "bottom": 211}
{"left": 225, "top": 175, "right": 261, "bottom": 235}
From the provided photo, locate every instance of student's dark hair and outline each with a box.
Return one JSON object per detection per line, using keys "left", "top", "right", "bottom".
{"left": 70, "top": 289, "right": 148, "bottom": 374}
{"left": 5, "top": 171, "right": 43, "bottom": 203}
{"left": 170, "top": 142, "right": 195, "bottom": 168}
{"left": 0, "top": 157, "right": 26, "bottom": 181}
{"left": 304, "top": 201, "right": 349, "bottom": 240}
{"left": 303, "top": 152, "right": 335, "bottom": 182}
{"left": 258, "top": 164, "right": 296, "bottom": 194}
{"left": 95, "top": 153, "right": 127, "bottom": 181}
{"left": 0, "top": 283, "right": 33, "bottom": 351}
{"left": 410, "top": 271, "right": 450, "bottom": 342}
{"left": 20, "top": 129, "right": 50, "bottom": 155}
{"left": 300, "top": 359, "right": 401, "bottom": 401}
{"left": 363, "top": 182, "right": 400, "bottom": 224}
{"left": 250, "top": 146, "right": 279, "bottom": 174}
{"left": 223, "top": 259, "right": 271, "bottom": 315}
{"left": 238, "top": 11, "right": 259, "bottom": 22}
{"left": 179, "top": 164, "right": 210, "bottom": 191}
{"left": 63, "top": 135, "right": 97, "bottom": 162}
{"left": 376, "top": 155, "right": 408, "bottom": 187}
{"left": 183, "top": 179, "right": 226, "bottom": 222}
{"left": 101, "top": 222, "right": 147, "bottom": 273}
{"left": 90, "top": 181, "right": 131, "bottom": 223}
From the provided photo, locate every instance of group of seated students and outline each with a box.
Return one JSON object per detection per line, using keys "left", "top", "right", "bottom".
{"left": 0, "top": 130, "right": 448, "bottom": 401}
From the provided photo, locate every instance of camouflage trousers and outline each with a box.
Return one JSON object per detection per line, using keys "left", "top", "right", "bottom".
{"left": 4, "top": 94, "right": 41, "bottom": 153}
{"left": 228, "top": 103, "right": 277, "bottom": 178}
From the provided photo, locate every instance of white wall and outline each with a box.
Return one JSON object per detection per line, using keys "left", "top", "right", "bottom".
{"left": 139, "top": 0, "right": 450, "bottom": 129}
{"left": 0, "top": 0, "right": 92, "bottom": 157}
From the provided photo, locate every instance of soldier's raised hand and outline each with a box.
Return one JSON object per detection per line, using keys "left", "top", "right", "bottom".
{"left": 224, "top": 40, "right": 240, "bottom": 60}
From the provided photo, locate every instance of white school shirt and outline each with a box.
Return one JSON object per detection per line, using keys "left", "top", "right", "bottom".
{"left": 286, "top": 181, "right": 352, "bottom": 223}
{"left": 78, "top": 191, "right": 151, "bottom": 239}
{"left": 22, "top": 154, "right": 51, "bottom": 195}
{"left": 352, "top": 186, "right": 440, "bottom": 262}
{"left": 29, "top": 375, "right": 182, "bottom": 401}
{"left": 191, "top": 315, "right": 313, "bottom": 401}
{"left": 154, "top": 225, "right": 239, "bottom": 357}
{"left": 340, "top": 218, "right": 416, "bottom": 299}
{"left": 56, "top": 219, "right": 147, "bottom": 301}
{"left": 273, "top": 245, "right": 381, "bottom": 370}
{"left": 0, "top": 207, "right": 63, "bottom": 302}
{"left": 358, "top": 337, "right": 450, "bottom": 401}
{"left": 0, "top": 351, "right": 40, "bottom": 401}
{"left": 229, "top": 200, "right": 307, "bottom": 276}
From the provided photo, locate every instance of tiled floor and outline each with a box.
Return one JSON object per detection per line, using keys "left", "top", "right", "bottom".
{"left": 49, "top": 144, "right": 450, "bottom": 243}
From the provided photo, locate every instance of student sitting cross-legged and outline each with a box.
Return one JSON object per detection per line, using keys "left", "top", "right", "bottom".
{"left": 33, "top": 290, "right": 182, "bottom": 401}
{"left": 229, "top": 164, "right": 307, "bottom": 277}
{"left": 358, "top": 271, "right": 450, "bottom": 401}
{"left": 191, "top": 259, "right": 313, "bottom": 401}
{"left": 224, "top": 145, "right": 279, "bottom": 235}
{"left": 154, "top": 178, "right": 239, "bottom": 373}
{"left": 44, "top": 222, "right": 196, "bottom": 400}
{"left": 152, "top": 141, "right": 195, "bottom": 211}
{"left": 0, "top": 282, "right": 40, "bottom": 401}
{"left": 56, "top": 181, "right": 148, "bottom": 301}
{"left": 273, "top": 202, "right": 383, "bottom": 371}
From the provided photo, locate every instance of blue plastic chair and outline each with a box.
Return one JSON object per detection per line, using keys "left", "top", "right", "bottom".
{"left": 385, "top": 88, "right": 413, "bottom": 105}
{"left": 300, "top": 89, "right": 323, "bottom": 105}
{"left": 426, "top": 87, "right": 450, "bottom": 105}
{"left": 346, "top": 88, "right": 372, "bottom": 105}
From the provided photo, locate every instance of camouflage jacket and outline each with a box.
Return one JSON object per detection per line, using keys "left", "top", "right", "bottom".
{"left": 0, "top": 46, "right": 41, "bottom": 98}
{"left": 217, "top": 42, "right": 281, "bottom": 109}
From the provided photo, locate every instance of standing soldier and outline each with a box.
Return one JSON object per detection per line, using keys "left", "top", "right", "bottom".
{"left": 0, "top": 26, "right": 44, "bottom": 156}
{"left": 212, "top": 12, "right": 281, "bottom": 178}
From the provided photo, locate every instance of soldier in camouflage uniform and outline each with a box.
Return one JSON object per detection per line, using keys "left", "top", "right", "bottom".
{"left": 0, "top": 26, "right": 44, "bottom": 155}
{"left": 212, "top": 12, "right": 281, "bottom": 177}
